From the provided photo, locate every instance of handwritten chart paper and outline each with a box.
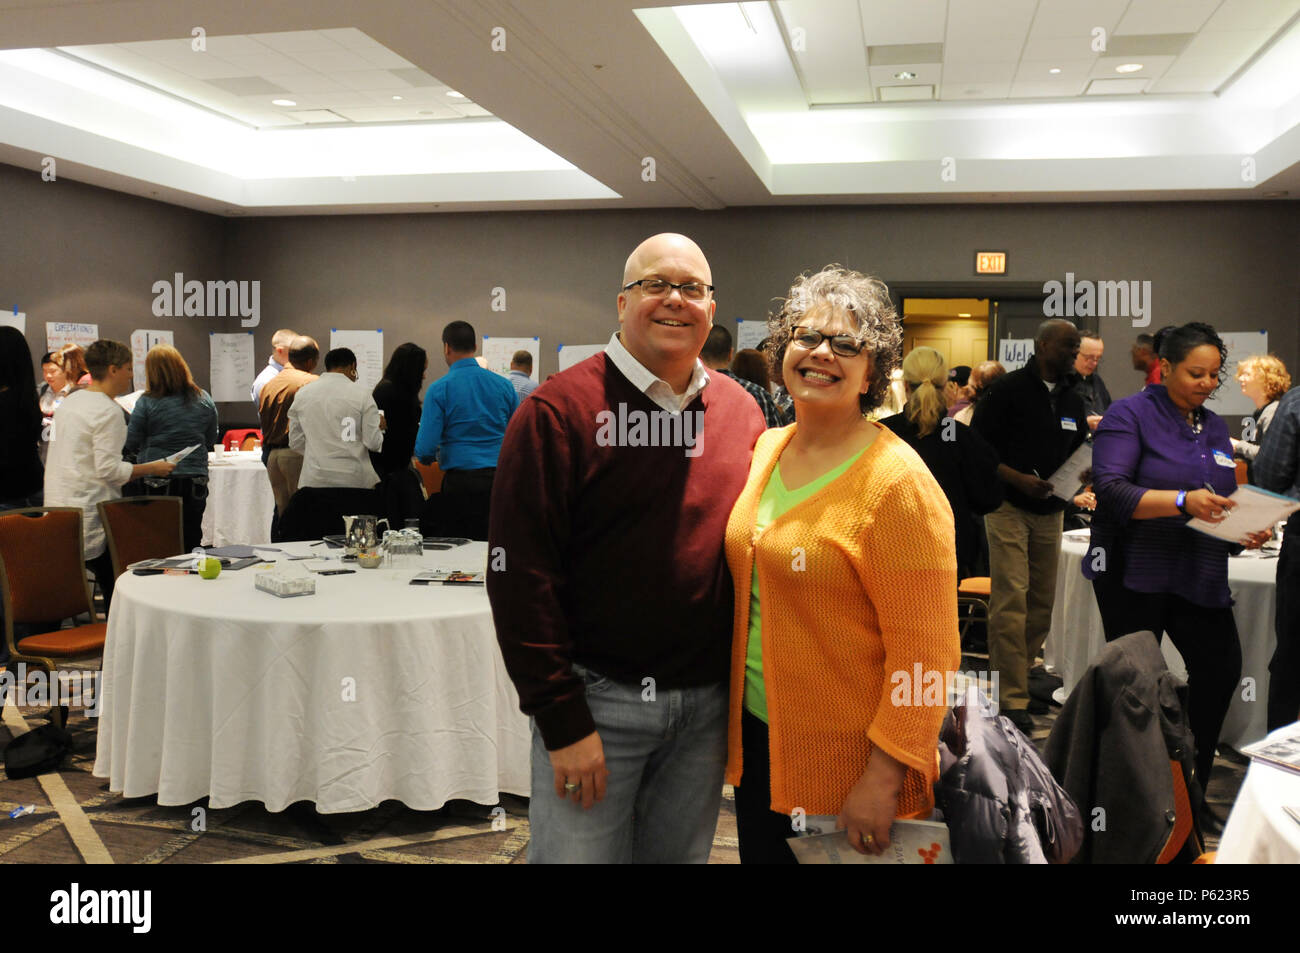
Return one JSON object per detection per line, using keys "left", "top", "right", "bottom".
{"left": 330, "top": 329, "right": 384, "bottom": 394}
{"left": 558, "top": 344, "right": 604, "bottom": 372}
{"left": 736, "top": 320, "right": 767, "bottom": 353}
{"left": 131, "top": 330, "right": 175, "bottom": 389}
{"left": 0, "top": 311, "right": 25, "bottom": 334}
{"left": 997, "top": 338, "right": 1033, "bottom": 372}
{"left": 209, "top": 331, "right": 254, "bottom": 402}
{"left": 483, "top": 336, "right": 539, "bottom": 380}
{"left": 46, "top": 321, "right": 98, "bottom": 353}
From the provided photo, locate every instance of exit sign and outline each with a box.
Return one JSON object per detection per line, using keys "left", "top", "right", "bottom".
{"left": 975, "top": 251, "right": 1007, "bottom": 274}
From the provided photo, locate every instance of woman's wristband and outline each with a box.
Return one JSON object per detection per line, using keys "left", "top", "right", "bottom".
{"left": 1175, "top": 489, "right": 1189, "bottom": 516}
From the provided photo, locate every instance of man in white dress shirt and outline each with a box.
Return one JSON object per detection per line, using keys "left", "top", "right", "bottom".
{"left": 44, "top": 339, "right": 176, "bottom": 608}
{"left": 250, "top": 328, "right": 297, "bottom": 406}
{"left": 288, "top": 347, "right": 386, "bottom": 490}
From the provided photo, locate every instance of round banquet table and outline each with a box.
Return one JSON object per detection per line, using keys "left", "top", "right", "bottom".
{"left": 92, "top": 541, "right": 530, "bottom": 814}
{"left": 1217, "top": 726, "right": 1300, "bottom": 863}
{"left": 1045, "top": 531, "right": 1278, "bottom": 751}
{"left": 200, "top": 450, "right": 274, "bottom": 547}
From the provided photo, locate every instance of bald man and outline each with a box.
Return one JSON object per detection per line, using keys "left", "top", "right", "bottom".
{"left": 487, "top": 233, "right": 764, "bottom": 863}
{"left": 971, "top": 320, "right": 1087, "bottom": 735}
{"left": 258, "top": 335, "right": 319, "bottom": 534}
{"left": 251, "top": 328, "right": 298, "bottom": 405}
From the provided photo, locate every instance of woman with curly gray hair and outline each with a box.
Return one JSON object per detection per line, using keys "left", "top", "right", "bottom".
{"left": 722, "top": 265, "right": 961, "bottom": 863}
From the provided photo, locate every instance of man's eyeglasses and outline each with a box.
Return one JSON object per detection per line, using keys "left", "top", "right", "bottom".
{"left": 790, "top": 327, "right": 867, "bottom": 358}
{"left": 623, "top": 278, "right": 714, "bottom": 301}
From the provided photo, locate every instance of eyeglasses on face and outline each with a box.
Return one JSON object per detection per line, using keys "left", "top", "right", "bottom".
{"left": 790, "top": 326, "right": 867, "bottom": 357}
{"left": 622, "top": 278, "right": 715, "bottom": 301}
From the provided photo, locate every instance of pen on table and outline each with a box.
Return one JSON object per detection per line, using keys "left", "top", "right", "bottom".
{"left": 312, "top": 540, "right": 326, "bottom": 546}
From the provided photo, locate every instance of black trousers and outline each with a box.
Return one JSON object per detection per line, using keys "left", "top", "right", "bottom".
{"left": 1091, "top": 576, "right": 1241, "bottom": 787}
{"left": 433, "top": 468, "right": 495, "bottom": 540}
{"left": 1269, "top": 523, "right": 1300, "bottom": 731}
{"left": 733, "top": 710, "right": 798, "bottom": 864}
{"left": 86, "top": 550, "right": 117, "bottom": 612}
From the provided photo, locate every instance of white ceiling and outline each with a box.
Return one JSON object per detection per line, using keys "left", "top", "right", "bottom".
{"left": 60, "top": 28, "right": 491, "bottom": 127}
{"left": 0, "top": 0, "right": 1295, "bottom": 215}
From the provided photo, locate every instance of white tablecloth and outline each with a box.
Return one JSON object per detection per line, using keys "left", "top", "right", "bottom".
{"left": 1218, "top": 726, "right": 1300, "bottom": 863}
{"left": 92, "top": 541, "right": 530, "bottom": 813}
{"left": 201, "top": 450, "right": 274, "bottom": 547}
{"left": 1045, "top": 533, "right": 1278, "bottom": 750}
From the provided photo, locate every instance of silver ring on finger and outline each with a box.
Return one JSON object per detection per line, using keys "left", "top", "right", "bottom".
{"left": 564, "top": 780, "right": 581, "bottom": 792}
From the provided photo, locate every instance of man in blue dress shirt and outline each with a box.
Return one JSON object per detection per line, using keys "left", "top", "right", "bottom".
{"left": 414, "top": 321, "right": 519, "bottom": 538}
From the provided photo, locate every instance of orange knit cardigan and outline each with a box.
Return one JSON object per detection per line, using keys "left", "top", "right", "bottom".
{"left": 723, "top": 423, "right": 961, "bottom": 817}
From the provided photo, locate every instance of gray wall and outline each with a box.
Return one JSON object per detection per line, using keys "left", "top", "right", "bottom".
{"left": 0, "top": 161, "right": 224, "bottom": 389}
{"left": 4, "top": 160, "right": 1297, "bottom": 429}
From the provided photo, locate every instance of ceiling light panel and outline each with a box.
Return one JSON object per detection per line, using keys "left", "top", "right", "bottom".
{"left": 1202, "top": 0, "right": 1300, "bottom": 33}
{"left": 1114, "top": 0, "right": 1221, "bottom": 36}
{"left": 856, "top": 0, "right": 946, "bottom": 46}
{"left": 944, "top": 0, "right": 1037, "bottom": 62}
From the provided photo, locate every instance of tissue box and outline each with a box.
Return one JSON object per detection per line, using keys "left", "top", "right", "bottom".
{"left": 255, "top": 572, "right": 316, "bottom": 598}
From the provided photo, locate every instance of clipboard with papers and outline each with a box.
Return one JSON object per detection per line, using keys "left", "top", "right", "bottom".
{"left": 1186, "top": 485, "right": 1300, "bottom": 543}
{"left": 1046, "top": 442, "right": 1093, "bottom": 501}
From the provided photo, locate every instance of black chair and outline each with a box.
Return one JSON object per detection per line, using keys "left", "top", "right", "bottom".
{"left": 278, "top": 487, "right": 383, "bottom": 542}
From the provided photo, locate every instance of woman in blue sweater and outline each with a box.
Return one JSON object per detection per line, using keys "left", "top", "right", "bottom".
{"left": 124, "top": 345, "right": 219, "bottom": 550}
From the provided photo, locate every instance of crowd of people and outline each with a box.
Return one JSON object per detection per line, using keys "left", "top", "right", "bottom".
{"left": 2, "top": 230, "right": 1297, "bottom": 865}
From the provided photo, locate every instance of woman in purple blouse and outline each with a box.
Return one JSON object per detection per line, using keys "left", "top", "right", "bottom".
{"left": 1085, "top": 323, "right": 1270, "bottom": 810}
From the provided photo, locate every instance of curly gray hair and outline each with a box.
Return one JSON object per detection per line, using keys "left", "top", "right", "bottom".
{"left": 766, "top": 265, "right": 902, "bottom": 413}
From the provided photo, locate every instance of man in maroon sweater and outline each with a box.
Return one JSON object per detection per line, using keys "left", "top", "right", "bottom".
{"left": 488, "top": 233, "right": 764, "bottom": 863}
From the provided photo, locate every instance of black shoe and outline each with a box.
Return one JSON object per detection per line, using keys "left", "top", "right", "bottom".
{"left": 1027, "top": 698, "right": 1050, "bottom": 715}
{"left": 1006, "top": 709, "right": 1035, "bottom": 736}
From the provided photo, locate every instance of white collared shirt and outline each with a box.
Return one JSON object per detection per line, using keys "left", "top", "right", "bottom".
{"left": 43, "top": 389, "right": 136, "bottom": 560}
{"left": 287, "top": 372, "right": 384, "bottom": 489}
{"left": 604, "top": 331, "right": 710, "bottom": 414}
{"left": 251, "top": 356, "right": 284, "bottom": 405}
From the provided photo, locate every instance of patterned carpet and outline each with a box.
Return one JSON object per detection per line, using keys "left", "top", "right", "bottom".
{"left": 0, "top": 655, "right": 1240, "bottom": 864}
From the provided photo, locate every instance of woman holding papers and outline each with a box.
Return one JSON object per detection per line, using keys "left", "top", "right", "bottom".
{"left": 723, "top": 267, "right": 960, "bottom": 862}
{"left": 1086, "top": 322, "right": 1270, "bottom": 806}
{"left": 124, "top": 345, "right": 219, "bottom": 550}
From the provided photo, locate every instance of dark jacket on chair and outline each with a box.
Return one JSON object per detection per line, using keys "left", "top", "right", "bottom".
{"left": 1044, "top": 631, "right": 1204, "bottom": 864}
{"left": 936, "top": 686, "right": 1083, "bottom": 864}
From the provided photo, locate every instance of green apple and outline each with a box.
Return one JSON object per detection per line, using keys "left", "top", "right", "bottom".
{"left": 197, "top": 557, "right": 222, "bottom": 580}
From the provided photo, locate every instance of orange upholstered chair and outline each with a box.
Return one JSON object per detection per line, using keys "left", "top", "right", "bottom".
{"left": 1235, "top": 459, "right": 1248, "bottom": 486}
{"left": 0, "top": 508, "right": 107, "bottom": 727}
{"left": 98, "top": 496, "right": 185, "bottom": 581}
{"left": 412, "top": 460, "right": 444, "bottom": 497}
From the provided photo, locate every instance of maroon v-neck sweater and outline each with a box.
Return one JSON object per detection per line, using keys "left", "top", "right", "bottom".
{"left": 487, "top": 353, "right": 765, "bottom": 750}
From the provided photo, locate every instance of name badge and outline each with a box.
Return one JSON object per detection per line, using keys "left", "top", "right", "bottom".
{"left": 1213, "top": 449, "right": 1236, "bottom": 468}
{"left": 1060, "top": 417, "right": 1078, "bottom": 432}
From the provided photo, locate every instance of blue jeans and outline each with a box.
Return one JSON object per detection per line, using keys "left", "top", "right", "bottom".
{"left": 527, "top": 665, "right": 727, "bottom": 863}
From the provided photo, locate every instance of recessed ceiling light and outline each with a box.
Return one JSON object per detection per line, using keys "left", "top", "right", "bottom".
{"left": 1049, "top": 68, "right": 1062, "bottom": 74}
{"left": 271, "top": 98, "right": 296, "bottom": 106}
{"left": 446, "top": 90, "right": 465, "bottom": 98}
{"left": 391, "top": 95, "right": 403, "bottom": 101}
{"left": 894, "top": 70, "right": 917, "bottom": 80}
{"left": 1115, "top": 63, "right": 1143, "bottom": 73}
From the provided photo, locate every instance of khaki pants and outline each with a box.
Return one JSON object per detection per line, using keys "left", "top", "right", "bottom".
{"left": 984, "top": 501, "right": 1063, "bottom": 712}
{"left": 266, "top": 448, "right": 304, "bottom": 517}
